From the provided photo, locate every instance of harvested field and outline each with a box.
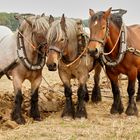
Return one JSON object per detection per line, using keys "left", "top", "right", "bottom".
{"left": 0, "top": 67, "right": 140, "bottom": 140}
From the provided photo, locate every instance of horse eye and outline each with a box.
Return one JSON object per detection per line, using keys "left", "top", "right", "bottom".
{"left": 60, "top": 38, "right": 64, "bottom": 41}
{"left": 102, "top": 26, "right": 106, "bottom": 30}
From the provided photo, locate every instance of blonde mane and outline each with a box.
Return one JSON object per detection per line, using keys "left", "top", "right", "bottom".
{"left": 19, "top": 15, "right": 50, "bottom": 35}
{"left": 47, "top": 18, "right": 78, "bottom": 44}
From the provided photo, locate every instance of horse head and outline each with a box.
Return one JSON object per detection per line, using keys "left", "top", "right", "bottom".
{"left": 88, "top": 7, "right": 112, "bottom": 58}
{"left": 46, "top": 14, "right": 69, "bottom": 71}
{"left": 18, "top": 14, "right": 50, "bottom": 52}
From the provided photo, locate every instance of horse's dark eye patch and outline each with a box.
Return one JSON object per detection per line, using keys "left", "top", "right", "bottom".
{"left": 60, "top": 38, "right": 64, "bottom": 41}
{"left": 102, "top": 26, "right": 106, "bottom": 30}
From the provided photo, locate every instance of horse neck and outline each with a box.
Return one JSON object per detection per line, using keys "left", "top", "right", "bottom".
{"left": 63, "top": 34, "right": 78, "bottom": 62}
{"left": 106, "top": 21, "right": 120, "bottom": 58}
{"left": 23, "top": 32, "right": 39, "bottom": 64}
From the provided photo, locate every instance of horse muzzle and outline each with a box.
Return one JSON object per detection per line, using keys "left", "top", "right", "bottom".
{"left": 46, "top": 63, "right": 57, "bottom": 71}
{"left": 88, "top": 48, "right": 100, "bottom": 59}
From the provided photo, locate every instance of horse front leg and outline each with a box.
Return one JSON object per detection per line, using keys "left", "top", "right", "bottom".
{"left": 75, "top": 84, "right": 87, "bottom": 118}
{"left": 107, "top": 71, "right": 124, "bottom": 114}
{"left": 126, "top": 74, "right": 138, "bottom": 116}
{"left": 84, "top": 84, "right": 89, "bottom": 102}
{"left": 91, "top": 63, "right": 102, "bottom": 103}
{"left": 30, "top": 75, "right": 42, "bottom": 121}
{"left": 136, "top": 73, "right": 140, "bottom": 102}
{"left": 59, "top": 70, "right": 75, "bottom": 118}
{"left": 11, "top": 77, "right": 25, "bottom": 124}
{"left": 61, "top": 84, "right": 75, "bottom": 118}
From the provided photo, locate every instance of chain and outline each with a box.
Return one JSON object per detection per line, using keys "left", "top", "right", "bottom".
{"left": 127, "top": 47, "right": 140, "bottom": 56}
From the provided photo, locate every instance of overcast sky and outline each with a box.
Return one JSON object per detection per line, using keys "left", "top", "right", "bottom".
{"left": 0, "top": 0, "right": 140, "bottom": 25}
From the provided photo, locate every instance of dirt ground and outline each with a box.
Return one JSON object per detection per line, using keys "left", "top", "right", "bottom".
{"left": 0, "top": 67, "right": 140, "bottom": 140}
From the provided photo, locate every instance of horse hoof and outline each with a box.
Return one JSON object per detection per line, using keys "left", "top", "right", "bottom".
{"left": 91, "top": 87, "right": 101, "bottom": 103}
{"left": 110, "top": 103, "right": 124, "bottom": 114}
{"left": 136, "top": 95, "right": 140, "bottom": 102}
{"left": 84, "top": 95, "right": 89, "bottom": 102}
{"left": 75, "top": 111, "right": 87, "bottom": 118}
{"left": 125, "top": 104, "right": 138, "bottom": 116}
{"left": 91, "top": 96, "right": 102, "bottom": 103}
{"left": 12, "top": 117, "right": 26, "bottom": 125}
{"left": 75, "top": 107, "right": 87, "bottom": 118}
{"left": 61, "top": 110, "right": 75, "bottom": 119}
{"left": 11, "top": 112, "right": 26, "bottom": 125}
{"left": 33, "top": 117, "right": 42, "bottom": 121}
{"left": 61, "top": 102, "right": 75, "bottom": 118}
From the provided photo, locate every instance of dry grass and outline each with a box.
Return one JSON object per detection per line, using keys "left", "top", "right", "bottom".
{"left": 0, "top": 68, "right": 140, "bottom": 140}
{"left": 1, "top": 103, "right": 140, "bottom": 140}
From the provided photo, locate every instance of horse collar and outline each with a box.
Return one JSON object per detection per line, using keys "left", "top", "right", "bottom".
{"left": 101, "top": 22, "right": 127, "bottom": 67}
{"left": 17, "top": 32, "right": 46, "bottom": 70}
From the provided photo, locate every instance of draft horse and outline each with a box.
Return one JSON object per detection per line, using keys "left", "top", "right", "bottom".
{"left": 46, "top": 15, "right": 102, "bottom": 118}
{"left": 88, "top": 7, "right": 140, "bottom": 116}
{"left": 0, "top": 15, "right": 50, "bottom": 124}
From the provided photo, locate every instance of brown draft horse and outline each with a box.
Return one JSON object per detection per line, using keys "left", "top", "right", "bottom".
{"left": 88, "top": 7, "right": 140, "bottom": 116}
{"left": 0, "top": 15, "right": 50, "bottom": 124}
{"left": 46, "top": 15, "right": 102, "bottom": 118}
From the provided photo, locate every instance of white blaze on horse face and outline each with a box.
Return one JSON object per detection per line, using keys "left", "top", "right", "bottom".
{"left": 94, "top": 20, "right": 98, "bottom": 26}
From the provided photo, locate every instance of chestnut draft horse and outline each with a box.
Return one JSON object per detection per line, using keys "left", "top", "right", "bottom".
{"left": 0, "top": 15, "right": 49, "bottom": 124}
{"left": 88, "top": 7, "right": 140, "bottom": 116}
{"left": 46, "top": 15, "right": 102, "bottom": 118}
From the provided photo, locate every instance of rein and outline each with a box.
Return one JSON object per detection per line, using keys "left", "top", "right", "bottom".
{"left": 18, "top": 30, "right": 36, "bottom": 50}
{"left": 89, "top": 18, "right": 123, "bottom": 56}
{"left": 18, "top": 31, "right": 47, "bottom": 55}
{"left": 65, "top": 33, "right": 89, "bottom": 67}
{"left": 101, "top": 22, "right": 127, "bottom": 67}
{"left": 66, "top": 43, "right": 88, "bottom": 67}
{"left": 103, "top": 24, "right": 123, "bottom": 56}
{"left": 48, "top": 27, "right": 89, "bottom": 67}
{"left": 89, "top": 14, "right": 128, "bottom": 67}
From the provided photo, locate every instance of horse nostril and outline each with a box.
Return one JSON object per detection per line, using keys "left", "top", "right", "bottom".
{"left": 88, "top": 48, "right": 97, "bottom": 56}
{"left": 47, "top": 63, "right": 57, "bottom": 71}
{"left": 95, "top": 48, "right": 98, "bottom": 53}
{"left": 52, "top": 63, "right": 56, "bottom": 68}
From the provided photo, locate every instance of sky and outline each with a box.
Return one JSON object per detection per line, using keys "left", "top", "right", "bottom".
{"left": 0, "top": 0, "right": 140, "bottom": 25}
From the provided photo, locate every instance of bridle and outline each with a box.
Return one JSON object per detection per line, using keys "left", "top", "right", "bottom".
{"left": 89, "top": 16, "right": 127, "bottom": 67}
{"left": 89, "top": 18, "right": 123, "bottom": 56}
{"left": 48, "top": 22, "right": 89, "bottom": 67}
{"left": 48, "top": 30, "right": 69, "bottom": 59}
{"left": 89, "top": 19, "right": 110, "bottom": 48}
{"left": 31, "top": 31, "right": 48, "bottom": 54}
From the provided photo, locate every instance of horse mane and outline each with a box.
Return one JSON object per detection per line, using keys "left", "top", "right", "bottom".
{"left": 47, "top": 18, "right": 78, "bottom": 44}
{"left": 19, "top": 15, "right": 50, "bottom": 33}
{"left": 31, "top": 16, "right": 50, "bottom": 32}
{"left": 110, "top": 13, "right": 123, "bottom": 28}
{"left": 90, "top": 11, "right": 123, "bottom": 29}
{"left": 90, "top": 11, "right": 104, "bottom": 23}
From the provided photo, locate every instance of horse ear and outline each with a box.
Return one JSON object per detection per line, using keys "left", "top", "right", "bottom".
{"left": 41, "top": 13, "right": 45, "bottom": 17}
{"left": 104, "top": 7, "right": 112, "bottom": 18}
{"left": 89, "top": 9, "right": 95, "bottom": 17}
{"left": 14, "top": 14, "right": 21, "bottom": 20}
{"left": 14, "top": 14, "right": 24, "bottom": 25}
{"left": 49, "top": 15, "right": 54, "bottom": 25}
{"left": 60, "top": 14, "right": 66, "bottom": 31}
{"left": 76, "top": 19, "right": 82, "bottom": 25}
{"left": 24, "top": 17, "right": 32, "bottom": 27}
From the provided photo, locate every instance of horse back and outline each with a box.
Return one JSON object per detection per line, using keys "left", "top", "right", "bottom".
{"left": 127, "top": 24, "right": 140, "bottom": 50}
{"left": 0, "top": 26, "right": 13, "bottom": 42}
